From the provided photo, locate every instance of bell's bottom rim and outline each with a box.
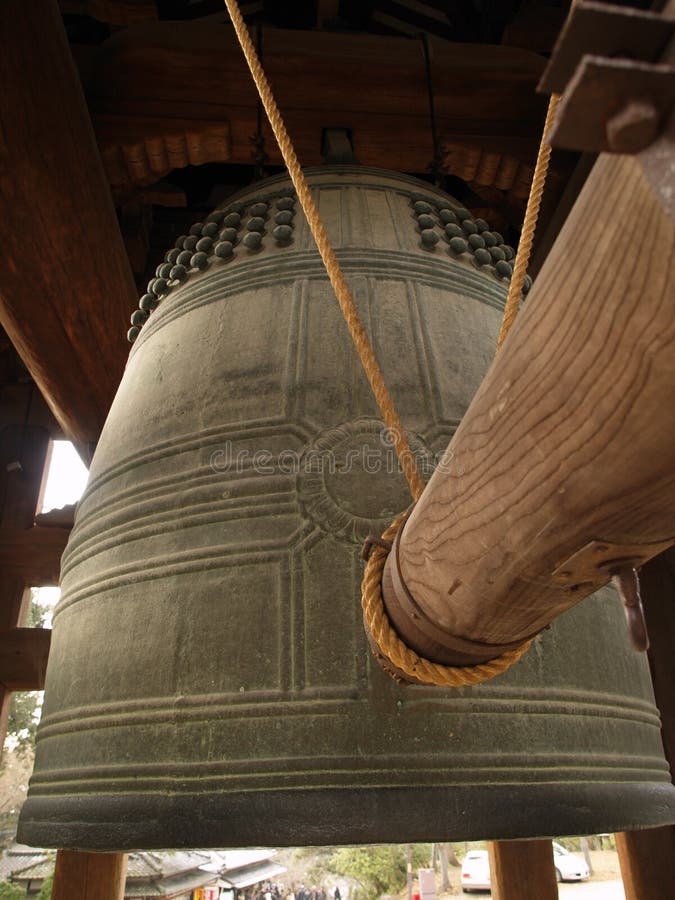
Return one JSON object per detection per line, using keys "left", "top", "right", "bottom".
{"left": 17, "top": 781, "right": 675, "bottom": 851}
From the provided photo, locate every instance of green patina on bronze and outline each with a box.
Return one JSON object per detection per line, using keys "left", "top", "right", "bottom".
{"left": 21, "top": 168, "right": 675, "bottom": 851}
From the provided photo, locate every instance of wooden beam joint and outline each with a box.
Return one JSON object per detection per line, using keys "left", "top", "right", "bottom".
{"left": 0, "top": 628, "right": 51, "bottom": 691}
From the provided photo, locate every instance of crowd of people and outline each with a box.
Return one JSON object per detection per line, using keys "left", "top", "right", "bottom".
{"left": 244, "top": 883, "right": 342, "bottom": 900}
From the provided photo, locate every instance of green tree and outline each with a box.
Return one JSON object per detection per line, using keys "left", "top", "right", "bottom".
{"left": 327, "top": 845, "right": 430, "bottom": 900}
{"left": 0, "top": 880, "right": 25, "bottom": 899}
{"left": 36, "top": 874, "right": 53, "bottom": 899}
{"left": 6, "top": 693, "right": 41, "bottom": 756}
{"left": 4, "top": 590, "right": 51, "bottom": 756}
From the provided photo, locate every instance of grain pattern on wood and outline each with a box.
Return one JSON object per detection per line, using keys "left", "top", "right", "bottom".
{"left": 96, "top": 115, "right": 231, "bottom": 194}
{"left": 85, "top": 23, "right": 546, "bottom": 186}
{"left": 616, "top": 827, "right": 675, "bottom": 900}
{"left": 52, "top": 850, "right": 128, "bottom": 900}
{"left": 0, "top": 628, "right": 51, "bottom": 690}
{"left": 0, "top": 0, "right": 137, "bottom": 445}
{"left": 384, "top": 150, "right": 675, "bottom": 662}
{"left": 488, "top": 840, "right": 558, "bottom": 900}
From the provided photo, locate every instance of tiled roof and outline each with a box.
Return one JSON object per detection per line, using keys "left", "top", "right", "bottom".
{"left": 222, "top": 860, "right": 287, "bottom": 889}
{"left": 0, "top": 845, "right": 50, "bottom": 881}
{"left": 125, "top": 868, "right": 218, "bottom": 898}
{"left": 8, "top": 858, "right": 52, "bottom": 882}
{"left": 126, "top": 850, "right": 211, "bottom": 878}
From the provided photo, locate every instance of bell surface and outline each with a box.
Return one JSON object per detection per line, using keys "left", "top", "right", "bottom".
{"left": 19, "top": 168, "right": 675, "bottom": 850}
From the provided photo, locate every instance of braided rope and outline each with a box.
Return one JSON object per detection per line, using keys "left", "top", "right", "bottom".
{"left": 361, "top": 512, "right": 533, "bottom": 686}
{"left": 496, "top": 93, "right": 561, "bottom": 350}
{"left": 224, "top": 0, "right": 425, "bottom": 502}
{"left": 224, "top": 0, "right": 550, "bottom": 685}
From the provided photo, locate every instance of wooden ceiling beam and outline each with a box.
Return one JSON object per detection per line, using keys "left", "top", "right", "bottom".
{"left": 0, "top": 0, "right": 138, "bottom": 446}
{"left": 85, "top": 22, "right": 548, "bottom": 184}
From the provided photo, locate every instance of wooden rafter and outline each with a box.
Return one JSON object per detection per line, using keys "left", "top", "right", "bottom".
{"left": 84, "top": 22, "right": 548, "bottom": 191}
{"left": 0, "top": 0, "right": 138, "bottom": 445}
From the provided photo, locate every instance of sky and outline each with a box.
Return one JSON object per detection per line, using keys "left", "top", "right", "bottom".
{"left": 41, "top": 440, "right": 89, "bottom": 513}
{"left": 34, "top": 441, "right": 90, "bottom": 627}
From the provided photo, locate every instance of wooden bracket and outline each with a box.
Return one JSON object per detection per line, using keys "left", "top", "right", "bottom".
{"left": 540, "top": 1, "right": 675, "bottom": 95}
{"left": 552, "top": 537, "right": 675, "bottom": 593}
{"left": 539, "top": 0, "right": 675, "bottom": 154}
{"left": 551, "top": 57, "right": 675, "bottom": 154}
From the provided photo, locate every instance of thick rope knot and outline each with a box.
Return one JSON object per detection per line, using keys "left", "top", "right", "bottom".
{"left": 361, "top": 512, "right": 533, "bottom": 687}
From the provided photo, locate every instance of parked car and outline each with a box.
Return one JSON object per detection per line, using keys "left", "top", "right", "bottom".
{"left": 552, "top": 841, "right": 591, "bottom": 882}
{"left": 460, "top": 843, "right": 590, "bottom": 893}
{"left": 461, "top": 851, "right": 490, "bottom": 893}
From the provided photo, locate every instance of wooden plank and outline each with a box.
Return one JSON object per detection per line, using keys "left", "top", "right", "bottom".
{"left": 488, "top": 840, "right": 558, "bottom": 900}
{"left": 616, "top": 828, "right": 675, "bottom": 900}
{"left": 0, "top": 0, "right": 138, "bottom": 446}
{"left": 52, "top": 850, "right": 128, "bottom": 900}
{"left": 0, "top": 526, "right": 70, "bottom": 586}
{"left": 0, "top": 628, "right": 51, "bottom": 691}
{"left": 380, "top": 150, "right": 675, "bottom": 667}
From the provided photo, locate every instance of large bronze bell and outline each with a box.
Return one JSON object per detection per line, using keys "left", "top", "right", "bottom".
{"left": 19, "top": 168, "right": 675, "bottom": 850}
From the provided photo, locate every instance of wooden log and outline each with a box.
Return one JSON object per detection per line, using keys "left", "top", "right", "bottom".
{"left": 488, "top": 840, "right": 558, "bottom": 900}
{"left": 0, "top": 0, "right": 137, "bottom": 446}
{"left": 381, "top": 148, "right": 675, "bottom": 667}
{"left": 616, "top": 828, "right": 675, "bottom": 900}
{"left": 52, "top": 850, "right": 127, "bottom": 900}
{"left": 0, "top": 628, "right": 51, "bottom": 691}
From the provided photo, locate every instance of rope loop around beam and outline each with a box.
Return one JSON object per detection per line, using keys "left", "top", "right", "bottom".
{"left": 361, "top": 512, "right": 534, "bottom": 686}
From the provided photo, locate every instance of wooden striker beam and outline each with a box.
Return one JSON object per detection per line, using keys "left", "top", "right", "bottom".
{"left": 0, "top": 0, "right": 137, "bottom": 446}
{"left": 381, "top": 149, "right": 675, "bottom": 669}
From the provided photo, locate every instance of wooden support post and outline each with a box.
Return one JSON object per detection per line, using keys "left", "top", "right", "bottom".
{"left": 616, "top": 829, "right": 675, "bottom": 900}
{"left": 0, "top": 526, "right": 71, "bottom": 586}
{"left": 488, "top": 840, "right": 558, "bottom": 900}
{"left": 615, "top": 548, "right": 675, "bottom": 899}
{"left": 0, "top": 426, "right": 50, "bottom": 748}
{"left": 0, "top": 0, "right": 137, "bottom": 445}
{"left": 52, "top": 850, "right": 128, "bottom": 900}
{"left": 0, "top": 628, "right": 51, "bottom": 691}
{"left": 640, "top": 548, "right": 675, "bottom": 763}
{"left": 380, "top": 148, "right": 675, "bottom": 668}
